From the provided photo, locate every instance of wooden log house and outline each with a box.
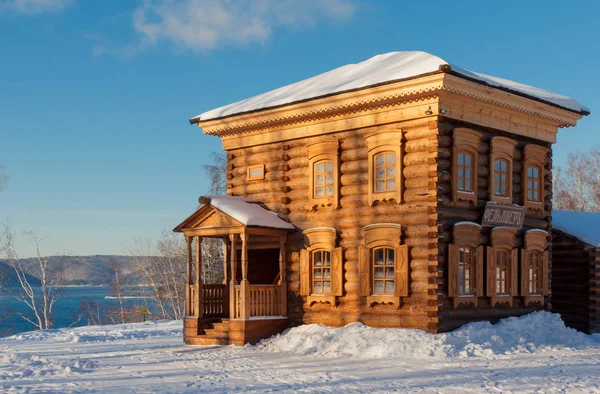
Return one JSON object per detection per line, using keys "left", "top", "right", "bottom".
{"left": 174, "top": 51, "right": 590, "bottom": 345}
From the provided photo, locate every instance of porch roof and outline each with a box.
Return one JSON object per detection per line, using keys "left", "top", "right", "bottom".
{"left": 173, "top": 195, "right": 295, "bottom": 233}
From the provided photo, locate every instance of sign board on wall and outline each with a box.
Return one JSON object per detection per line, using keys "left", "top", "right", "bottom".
{"left": 481, "top": 202, "right": 526, "bottom": 229}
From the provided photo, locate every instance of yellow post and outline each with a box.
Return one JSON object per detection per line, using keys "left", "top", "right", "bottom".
{"left": 240, "top": 232, "right": 250, "bottom": 319}
{"left": 195, "top": 236, "right": 203, "bottom": 318}
{"left": 229, "top": 234, "right": 238, "bottom": 318}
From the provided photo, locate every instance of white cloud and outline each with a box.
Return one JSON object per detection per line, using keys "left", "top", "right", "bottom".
{"left": 132, "top": 0, "right": 356, "bottom": 52}
{"left": 0, "top": 0, "right": 72, "bottom": 14}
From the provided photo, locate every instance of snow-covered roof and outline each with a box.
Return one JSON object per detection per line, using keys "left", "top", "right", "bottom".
{"left": 190, "top": 51, "right": 589, "bottom": 123}
{"left": 552, "top": 210, "right": 600, "bottom": 248}
{"left": 203, "top": 195, "right": 294, "bottom": 230}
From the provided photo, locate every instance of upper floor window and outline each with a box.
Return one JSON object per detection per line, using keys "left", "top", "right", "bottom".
{"left": 300, "top": 228, "right": 342, "bottom": 305}
{"left": 374, "top": 152, "right": 397, "bottom": 193}
{"left": 247, "top": 164, "right": 265, "bottom": 181}
{"left": 448, "top": 222, "right": 483, "bottom": 308}
{"left": 494, "top": 158, "right": 509, "bottom": 197}
{"left": 364, "top": 128, "right": 402, "bottom": 206}
{"left": 314, "top": 160, "right": 334, "bottom": 198}
{"left": 489, "top": 136, "right": 516, "bottom": 204}
{"left": 487, "top": 227, "right": 518, "bottom": 306}
{"left": 307, "top": 139, "right": 339, "bottom": 209}
{"left": 453, "top": 128, "right": 481, "bottom": 204}
{"left": 358, "top": 223, "right": 407, "bottom": 306}
{"left": 523, "top": 145, "right": 548, "bottom": 211}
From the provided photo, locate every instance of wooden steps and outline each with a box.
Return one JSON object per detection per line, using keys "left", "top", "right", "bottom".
{"left": 185, "top": 318, "right": 230, "bottom": 346}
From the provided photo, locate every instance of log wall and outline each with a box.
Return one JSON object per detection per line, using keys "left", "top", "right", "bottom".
{"left": 436, "top": 119, "right": 552, "bottom": 332}
{"left": 225, "top": 120, "right": 439, "bottom": 331}
{"left": 551, "top": 230, "right": 599, "bottom": 334}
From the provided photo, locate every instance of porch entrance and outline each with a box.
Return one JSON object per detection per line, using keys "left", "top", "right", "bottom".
{"left": 173, "top": 195, "right": 294, "bottom": 345}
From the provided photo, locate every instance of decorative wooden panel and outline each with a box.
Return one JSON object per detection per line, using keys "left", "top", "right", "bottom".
{"left": 395, "top": 245, "right": 409, "bottom": 297}
{"left": 475, "top": 245, "right": 484, "bottom": 297}
{"left": 448, "top": 244, "right": 459, "bottom": 297}
{"left": 510, "top": 248, "right": 519, "bottom": 297}
{"left": 299, "top": 249, "right": 310, "bottom": 296}
{"left": 520, "top": 249, "right": 528, "bottom": 297}
{"left": 331, "top": 247, "right": 343, "bottom": 296}
{"left": 486, "top": 246, "right": 496, "bottom": 297}
{"left": 542, "top": 250, "right": 549, "bottom": 296}
{"left": 358, "top": 246, "right": 370, "bottom": 296}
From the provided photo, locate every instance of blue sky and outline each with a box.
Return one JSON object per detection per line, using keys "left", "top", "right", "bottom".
{"left": 1, "top": 0, "right": 598, "bottom": 257}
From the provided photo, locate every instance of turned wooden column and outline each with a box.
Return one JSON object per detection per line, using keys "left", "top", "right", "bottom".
{"left": 185, "top": 236, "right": 193, "bottom": 317}
{"left": 229, "top": 234, "right": 238, "bottom": 318}
{"left": 223, "top": 237, "right": 230, "bottom": 285}
{"left": 278, "top": 236, "right": 287, "bottom": 317}
{"left": 195, "top": 236, "right": 203, "bottom": 318}
{"left": 240, "top": 232, "right": 250, "bottom": 319}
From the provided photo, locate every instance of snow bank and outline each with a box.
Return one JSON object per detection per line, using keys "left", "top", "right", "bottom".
{"left": 256, "top": 312, "right": 599, "bottom": 359}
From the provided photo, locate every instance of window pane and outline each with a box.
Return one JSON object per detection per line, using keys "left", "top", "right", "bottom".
{"left": 387, "top": 180, "right": 396, "bottom": 191}
{"left": 374, "top": 267, "right": 384, "bottom": 278}
{"left": 386, "top": 166, "right": 396, "bottom": 177}
{"left": 465, "top": 180, "right": 471, "bottom": 191}
{"left": 375, "top": 180, "right": 385, "bottom": 192}
{"left": 386, "top": 267, "right": 394, "bottom": 278}
{"left": 315, "top": 187, "right": 324, "bottom": 197}
{"left": 465, "top": 169, "right": 471, "bottom": 180}
{"left": 458, "top": 153, "right": 464, "bottom": 166}
{"left": 325, "top": 162, "right": 333, "bottom": 172}
{"left": 385, "top": 281, "right": 395, "bottom": 294}
{"left": 528, "top": 190, "right": 533, "bottom": 199}
{"left": 495, "top": 160, "right": 501, "bottom": 171}
{"left": 387, "top": 154, "right": 396, "bottom": 165}
{"left": 458, "top": 179, "right": 464, "bottom": 190}
{"left": 314, "top": 269, "right": 322, "bottom": 279}
{"left": 528, "top": 180, "right": 532, "bottom": 190}
{"left": 387, "top": 249, "right": 395, "bottom": 265}
{"left": 376, "top": 168, "right": 385, "bottom": 179}
{"left": 323, "top": 268, "right": 330, "bottom": 279}
{"left": 534, "top": 191, "right": 539, "bottom": 201}
{"left": 316, "top": 163, "right": 324, "bottom": 173}
{"left": 250, "top": 168, "right": 262, "bottom": 177}
{"left": 533, "top": 167, "right": 539, "bottom": 178}
{"left": 465, "top": 154, "right": 472, "bottom": 166}
{"left": 501, "top": 161, "right": 507, "bottom": 172}
{"left": 326, "top": 174, "right": 333, "bottom": 184}
{"left": 374, "top": 249, "right": 384, "bottom": 265}
{"left": 494, "top": 174, "right": 500, "bottom": 184}
{"left": 324, "top": 252, "right": 330, "bottom": 266}
{"left": 458, "top": 168, "right": 464, "bottom": 177}
{"left": 314, "top": 281, "right": 322, "bottom": 294}
{"left": 376, "top": 155, "right": 385, "bottom": 166}
{"left": 314, "top": 252, "right": 322, "bottom": 266}
{"left": 323, "top": 281, "right": 330, "bottom": 294}
{"left": 316, "top": 175, "right": 324, "bottom": 185}
{"left": 528, "top": 167, "right": 533, "bottom": 177}
{"left": 326, "top": 186, "right": 334, "bottom": 196}
{"left": 374, "top": 280, "right": 384, "bottom": 294}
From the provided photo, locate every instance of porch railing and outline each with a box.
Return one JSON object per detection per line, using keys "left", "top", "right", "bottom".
{"left": 234, "top": 284, "right": 281, "bottom": 318}
{"left": 189, "top": 283, "right": 229, "bottom": 318}
{"left": 203, "top": 284, "right": 229, "bottom": 317}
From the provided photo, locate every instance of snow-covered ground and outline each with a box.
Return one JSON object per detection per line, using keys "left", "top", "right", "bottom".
{"left": 1, "top": 312, "right": 599, "bottom": 393}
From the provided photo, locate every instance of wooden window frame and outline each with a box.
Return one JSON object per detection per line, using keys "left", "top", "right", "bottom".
{"left": 358, "top": 223, "right": 408, "bottom": 307}
{"left": 453, "top": 128, "right": 481, "bottom": 204}
{"left": 300, "top": 228, "right": 342, "bottom": 306}
{"left": 448, "top": 222, "right": 484, "bottom": 308}
{"left": 489, "top": 137, "right": 517, "bottom": 204}
{"left": 364, "top": 129, "right": 402, "bottom": 206}
{"left": 247, "top": 164, "right": 265, "bottom": 181}
{"left": 523, "top": 145, "right": 548, "bottom": 211}
{"left": 486, "top": 227, "right": 518, "bottom": 307}
{"left": 521, "top": 229, "right": 549, "bottom": 306}
{"left": 307, "top": 139, "right": 339, "bottom": 210}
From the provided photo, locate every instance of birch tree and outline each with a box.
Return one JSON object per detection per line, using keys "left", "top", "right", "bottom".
{"left": 553, "top": 147, "right": 600, "bottom": 211}
{"left": 0, "top": 224, "right": 67, "bottom": 330}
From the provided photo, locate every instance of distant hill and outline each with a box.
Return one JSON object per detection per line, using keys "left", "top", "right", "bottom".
{"left": 0, "top": 261, "right": 42, "bottom": 287}
{"left": 0, "top": 255, "right": 146, "bottom": 287}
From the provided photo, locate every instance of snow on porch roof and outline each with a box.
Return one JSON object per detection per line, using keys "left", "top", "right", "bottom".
{"left": 201, "top": 195, "right": 294, "bottom": 230}
{"left": 552, "top": 210, "right": 600, "bottom": 248}
{"left": 190, "top": 51, "right": 589, "bottom": 123}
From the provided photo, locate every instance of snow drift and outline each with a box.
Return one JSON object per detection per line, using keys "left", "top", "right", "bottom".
{"left": 256, "top": 312, "right": 599, "bottom": 359}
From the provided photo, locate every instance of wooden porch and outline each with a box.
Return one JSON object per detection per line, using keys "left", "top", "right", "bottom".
{"left": 174, "top": 196, "right": 293, "bottom": 345}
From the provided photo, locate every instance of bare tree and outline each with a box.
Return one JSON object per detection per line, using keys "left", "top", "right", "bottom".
{"left": 0, "top": 224, "right": 67, "bottom": 330}
{"left": 106, "top": 260, "right": 126, "bottom": 324}
{"left": 203, "top": 152, "right": 227, "bottom": 195}
{"left": 77, "top": 298, "right": 103, "bottom": 326}
{"left": 553, "top": 147, "right": 600, "bottom": 212}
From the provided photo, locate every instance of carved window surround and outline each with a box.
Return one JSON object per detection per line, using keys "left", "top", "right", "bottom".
{"left": 453, "top": 128, "right": 482, "bottom": 204}
{"left": 523, "top": 145, "right": 548, "bottom": 211}
{"left": 300, "top": 227, "right": 342, "bottom": 306}
{"left": 358, "top": 223, "right": 408, "bottom": 307}
{"left": 487, "top": 227, "right": 518, "bottom": 307}
{"left": 307, "top": 139, "right": 340, "bottom": 210}
{"left": 489, "top": 137, "right": 517, "bottom": 204}
{"left": 364, "top": 129, "right": 403, "bottom": 206}
{"left": 448, "top": 222, "right": 484, "bottom": 308}
{"left": 521, "top": 229, "right": 549, "bottom": 306}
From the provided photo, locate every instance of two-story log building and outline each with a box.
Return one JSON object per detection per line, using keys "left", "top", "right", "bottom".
{"left": 174, "top": 51, "right": 589, "bottom": 345}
